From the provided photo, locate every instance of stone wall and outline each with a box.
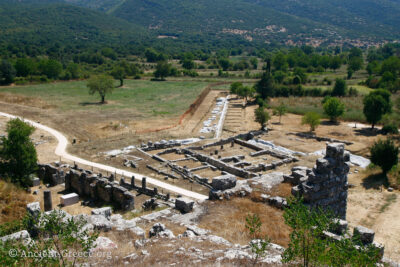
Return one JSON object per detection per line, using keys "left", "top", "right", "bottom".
{"left": 65, "top": 170, "right": 135, "bottom": 211}
{"left": 291, "top": 143, "right": 350, "bottom": 219}
{"left": 37, "top": 163, "right": 65, "bottom": 186}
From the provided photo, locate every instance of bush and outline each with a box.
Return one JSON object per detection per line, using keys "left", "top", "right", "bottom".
{"left": 323, "top": 97, "right": 345, "bottom": 122}
{"left": 388, "top": 164, "right": 400, "bottom": 188}
{"left": 254, "top": 107, "right": 270, "bottom": 130}
{"left": 370, "top": 139, "right": 399, "bottom": 175}
{"left": 382, "top": 124, "right": 399, "bottom": 135}
{"left": 302, "top": 112, "right": 321, "bottom": 132}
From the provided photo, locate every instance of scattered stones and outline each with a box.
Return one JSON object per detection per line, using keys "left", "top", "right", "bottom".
{"left": 142, "top": 198, "right": 159, "bottom": 211}
{"left": 92, "top": 207, "right": 112, "bottom": 220}
{"left": 89, "top": 215, "right": 112, "bottom": 232}
{"left": 92, "top": 237, "right": 118, "bottom": 251}
{"left": 149, "top": 223, "right": 174, "bottom": 238}
{"left": 0, "top": 230, "right": 31, "bottom": 245}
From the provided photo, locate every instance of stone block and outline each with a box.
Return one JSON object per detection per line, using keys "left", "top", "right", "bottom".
{"left": 212, "top": 174, "right": 237, "bottom": 191}
{"left": 32, "top": 178, "right": 40, "bottom": 187}
{"left": 26, "top": 202, "right": 41, "bottom": 217}
{"left": 60, "top": 193, "right": 79, "bottom": 207}
{"left": 353, "top": 226, "right": 375, "bottom": 245}
{"left": 330, "top": 219, "right": 348, "bottom": 235}
{"left": 92, "top": 207, "right": 112, "bottom": 220}
{"left": 175, "top": 197, "right": 195, "bottom": 213}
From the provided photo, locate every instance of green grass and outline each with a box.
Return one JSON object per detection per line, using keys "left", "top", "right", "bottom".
{"left": 379, "top": 194, "right": 397, "bottom": 213}
{"left": 270, "top": 96, "right": 366, "bottom": 122}
{"left": 0, "top": 79, "right": 208, "bottom": 118}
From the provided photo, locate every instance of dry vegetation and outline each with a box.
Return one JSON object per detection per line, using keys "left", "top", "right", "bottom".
{"left": 0, "top": 180, "right": 33, "bottom": 224}
{"left": 198, "top": 198, "right": 291, "bottom": 247}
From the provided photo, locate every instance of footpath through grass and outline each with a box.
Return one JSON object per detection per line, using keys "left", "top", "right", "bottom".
{"left": 0, "top": 79, "right": 208, "bottom": 117}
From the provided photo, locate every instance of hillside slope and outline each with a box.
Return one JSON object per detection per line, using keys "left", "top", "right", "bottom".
{"left": 0, "top": 0, "right": 147, "bottom": 50}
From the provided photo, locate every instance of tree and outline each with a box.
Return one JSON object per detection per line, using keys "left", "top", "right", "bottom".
{"left": 273, "top": 103, "right": 287, "bottom": 123}
{"left": 154, "top": 61, "right": 172, "bottom": 80}
{"left": 230, "top": 82, "right": 243, "bottom": 95}
{"left": 15, "top": 58, "right": 35, "bottom": 77}
{"left": 370, "top": 139, "right": 398, "bottom": 175}
{"left": 237, "top": 86, "right": 255, "bottom": 105}
{"left": 332, "top": 78, "right": 347, "bottom": 96}
{"left": 0, "top": 118, "right": 37, "bottom": 187}
{"left": 273, "top": 52, "right": 288, "bottom": 71}
{"left": 1, "top": 210, "right": 98, "bottom": 266}
{"left": 87, "top": 75, "right": 114, "bottom": 104}
{"left": 66, "top": 62, "right": 80, "bottom": 79}
{"left": 250, "top": 57, "right": 258, "bottom": 69}
{"left": 282, "top": 197, "right": 381, "bottom": 267}
{"left": 348, "top": 57, "right": 363, "bottom": 72}
{"left": 218, "top": 58, "right": 231, "bottom": 71}
{"left": 254, "top": 107, "right": 270, "bottom": 130}
{"left": 363, "top": 90, "right": 392, "bottom": 129}
{"left": 302, "top": 112, "right": 320, "bottom": 132}
{"left": 330, "top": 56, "right": 342, "bottom": 72}
{"left": 145, "top": 48, "right": 160, "bottom": 63}
{"left": 182, "top": 58, "right": 196, "bottom": 70}
{"left": 111, "top": 66, "right": 126, "bottom": 87}
{"left": 0, "top": 59, "right": 16, "bottom": 85}
{"left": 323, "top": 97, "right": 345, "bottom": 122}
{"left": 39, "top": 59, "right": 62, "bottom": 79}
{"left": 255, "top": 72, "right": 275, "bottom": 99}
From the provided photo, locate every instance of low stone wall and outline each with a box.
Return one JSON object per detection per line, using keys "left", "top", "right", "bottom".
{"left": 182, "top": 149, "right": 256, "bottom": 179}
{"left": 291, "top": 132, "right": 353, "bottom": 146}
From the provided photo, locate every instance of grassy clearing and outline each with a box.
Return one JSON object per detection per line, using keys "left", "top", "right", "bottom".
{"left": 0, "top": 79, "right": 208, "bottom": 117}
{"left": 270, "top": 96, "right": 366, "bottom": 122}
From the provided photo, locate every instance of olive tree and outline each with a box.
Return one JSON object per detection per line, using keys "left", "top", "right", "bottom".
{"left": 87, "top": 75, "right": 114, "bottom": 104}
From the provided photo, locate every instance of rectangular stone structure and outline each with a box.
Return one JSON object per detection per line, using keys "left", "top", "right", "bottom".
{"left": 32, "top": 178, "right": 40, "bottom": 187}
{"left": 60, "top": 193, "right": 79, "bottom": 207}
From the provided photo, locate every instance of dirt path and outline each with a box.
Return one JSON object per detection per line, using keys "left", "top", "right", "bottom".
{"left": 0, "top": 112, "right": 208, "bottom": 201}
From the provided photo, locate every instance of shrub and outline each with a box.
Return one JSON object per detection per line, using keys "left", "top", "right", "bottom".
{"left": 388, "top": 164, "right": 400, "bottom": 188}
{"left": 382, "top": 124, "right": 399, "bottom": 135}
{"left": 282, "top": 197, "right": 381, "bottom": 267}
{"left": 254, "top": 107, "right": 270, "bottom": 130}
{"left": 323, "top": 97, "right": 345, "bottom": 122}
{"left": 370, "top": 139, "right": 399, "bottom": 175}
{"left": 302, "top": 112, "right": 321, "bottom": 132}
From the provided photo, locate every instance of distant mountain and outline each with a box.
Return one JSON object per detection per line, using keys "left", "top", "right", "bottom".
{"left": 247, "top": 0, "right": 400, "bottom": 39}
{"left": 63, "top": 0, "right": 125, "bottom": 13}
{"left": 1, "top": 0, "right": 399, "bottom": 54}
{"left": 0, "top": 0, "right": 147, "bottom": 51}
{"left": 103, "top": 0, "right": 400, "bottom": 46}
